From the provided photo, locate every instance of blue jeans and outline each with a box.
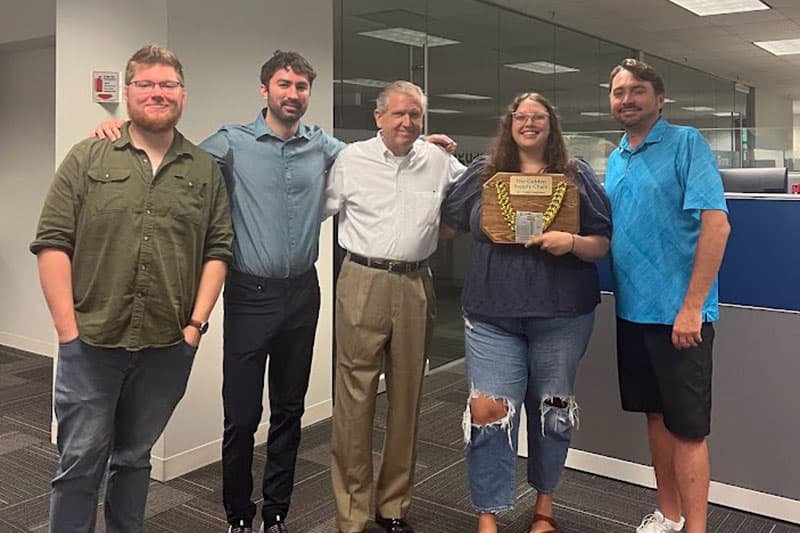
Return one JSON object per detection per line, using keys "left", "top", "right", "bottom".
{"left": 49, "top": 339, "right": 196, "bottom": 533}
{"left": 462, "top": 312, "right": 594, "bottom": 513}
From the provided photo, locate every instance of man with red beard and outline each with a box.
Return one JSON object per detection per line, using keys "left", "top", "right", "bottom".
{"left": 31, "top": 45, "right": 233, "bottom": 533}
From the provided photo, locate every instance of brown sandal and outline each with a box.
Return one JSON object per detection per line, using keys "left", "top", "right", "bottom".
{"left": 530, "top": 513, "right": 558, "bottom": 533}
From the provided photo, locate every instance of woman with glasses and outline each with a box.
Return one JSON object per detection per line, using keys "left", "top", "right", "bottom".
{"left": 441, "top": 93, "right": 611, "bottom": 533}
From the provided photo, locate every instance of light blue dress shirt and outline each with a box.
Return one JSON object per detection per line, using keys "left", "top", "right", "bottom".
{"left": 605, "top": 117, "right": 728, "bottom": 324}
{"left": 201, "top": 110, "right": 345, "bottom": 278}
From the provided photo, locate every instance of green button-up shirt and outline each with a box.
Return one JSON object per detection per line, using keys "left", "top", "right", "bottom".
{"left": 31, "top": 123, "right": 233, "bottom": 350}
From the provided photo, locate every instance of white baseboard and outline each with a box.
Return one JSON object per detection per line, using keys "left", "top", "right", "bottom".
{"left": 565, "top": 448, "right": 800, "bottom": 525}
{"left": 150, "top": 398, "right": 333, "bottom": 481}
{"left": 0, "top": 332, "right": 55, "bottom": 357}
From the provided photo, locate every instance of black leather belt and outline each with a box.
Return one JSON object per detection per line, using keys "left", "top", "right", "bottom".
{"left": 348, "top": 252, "right": 427, "bottom": 273}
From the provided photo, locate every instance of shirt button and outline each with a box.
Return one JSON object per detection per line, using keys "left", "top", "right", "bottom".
{"left": 256, "top": 284, "right": 264, "bottom": 292}
{"left": 143, "top": 235, "right": 149, "bottom": 241}
{"left": 105, "top": 173, "right": 109, "bottom": 178}
{"left": 140, "top": 264, "right": 147, "bottom": 271}
{"left": 146, "top": 209, "right": 152, "bottom": 215}
{"left": 188, "top": 181, "right": 193, "bottom": 187}
{"left": 136, "top": 291, "right": 144, "bottom": 298}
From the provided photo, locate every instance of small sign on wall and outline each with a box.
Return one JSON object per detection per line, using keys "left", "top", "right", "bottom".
{"left": 92, "top": 71, "right": 121, "bottom": 103}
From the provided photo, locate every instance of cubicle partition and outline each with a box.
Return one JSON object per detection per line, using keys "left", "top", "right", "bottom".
{"left": 520, "top": 194, "right": 800, "bottom": 524}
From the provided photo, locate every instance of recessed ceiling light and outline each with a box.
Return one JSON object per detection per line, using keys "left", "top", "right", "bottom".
{"left": 428, "top": 108, "right": 464, "bottom": 114}
{"left": 504, "top": 61, "right": 580, "bottom": 74}
{"left": 580, "top": 111, "right": 609, "bottom": 117}
{"left": 334, "top": 78, "right": 390, "bottom": 88}
{"left": 753, "top": 38, "right": 800, "bottom": 56}
{"left": 667, "top": 0, "right": 769, "bottom": 16}
{"left": 358, "top": 27, "right": 459, "bottom": 48}
{"left": 712, "top": 111, "right": 741, "bottom": 116}
{"left": 439, "top": 93, "right": 492, "bottom": 101}
{"left": 681, "top": 106, "right": 715, "bottom": 112}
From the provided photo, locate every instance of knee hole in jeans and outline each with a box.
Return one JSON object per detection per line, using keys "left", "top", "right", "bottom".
{"left": 539, "top": 395, "right": 579, "bottom": 438}
{"left": 470, "top": 395, "right": 508, "bottom": 425}
{"left": 462, "top": 388, "right": 516, "bottom": 448}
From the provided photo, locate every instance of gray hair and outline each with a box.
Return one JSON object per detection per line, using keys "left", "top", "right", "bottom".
{"left": 375, "top": 80, "right": 427, "bottom": 113}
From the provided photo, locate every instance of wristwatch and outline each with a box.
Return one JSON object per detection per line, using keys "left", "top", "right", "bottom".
{"left": 187, "top": 319, "right": 209, "bottom": 335}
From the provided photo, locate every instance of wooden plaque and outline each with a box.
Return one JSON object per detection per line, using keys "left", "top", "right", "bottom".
{"left": 480, "top": 172, "right": 580, "bottom": 244}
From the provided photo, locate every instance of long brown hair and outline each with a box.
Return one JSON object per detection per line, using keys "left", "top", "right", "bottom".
{"left": 483, "top": 92, "right": 575, "bottom": 180}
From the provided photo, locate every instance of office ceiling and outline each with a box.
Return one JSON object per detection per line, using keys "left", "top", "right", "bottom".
{"left": 490, "top": 0, "right": 800, "bottom": 99}
{"left": 334, "top": 0, "right": 800, "bottom": 134}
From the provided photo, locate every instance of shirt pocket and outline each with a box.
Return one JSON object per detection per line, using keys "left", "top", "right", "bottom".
{"left": 86, "top": 169, "right": 131, "bottom": 214}
{"left": 166, "top": 173, "right": 205, "bottom": 224}
{"left": 413, "top": 191, "right": 442, "bottom": 227}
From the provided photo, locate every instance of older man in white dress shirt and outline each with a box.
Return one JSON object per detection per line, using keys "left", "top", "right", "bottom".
{"left": 323, "top": 81, "right": 465, "bottom": 533}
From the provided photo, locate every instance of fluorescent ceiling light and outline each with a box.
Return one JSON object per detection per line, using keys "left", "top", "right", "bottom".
{"left": 428, "top": 108, "right": 464, "bottom": 114}
{"left": 334, "top": 78, "right": 390, "bottom": 88}
{"left": 580, "top": 111, "right": 609, "bottom": 117}
{"left": 712, "top": 111, "right": 741, "bottom": 116}
{"left": 358, "top": 27, "right": 459, "bottom": 48}
{"left": 681, "top": 106, "right": 715, "bottom": 112}
{"left": 439, "top": 93, "right": 492, "bottom": 100}
{"left": 667, "top": 0, "right": 769, "bottom": 16}
{"left": 504, "top": 61, "right": 580, "bottom": 74}
{"left": 753, "top": 38, "right": 800, "bottom": 56}
{"left": 664, "top": 98, "right": 676, "bottom": 103}
{"left": 598, "top": 82, "right": 610, "bottom": 88}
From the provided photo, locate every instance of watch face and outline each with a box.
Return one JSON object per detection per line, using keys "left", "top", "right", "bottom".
{"left": 199, "top": 321, "right": 209, "bottom": 334}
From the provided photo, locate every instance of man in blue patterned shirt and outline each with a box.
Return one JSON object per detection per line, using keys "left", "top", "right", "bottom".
{"left": 605, "top": 58, "right": 730, "bottom": 533}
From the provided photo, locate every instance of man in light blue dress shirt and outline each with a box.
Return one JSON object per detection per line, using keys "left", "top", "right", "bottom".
{"left": 200, "top": 51, "right": 344, "bottom": 533}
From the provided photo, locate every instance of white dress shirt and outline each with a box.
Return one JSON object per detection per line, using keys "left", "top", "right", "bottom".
{"left": 324, "top": 133, "right": 465, "bottom": 262}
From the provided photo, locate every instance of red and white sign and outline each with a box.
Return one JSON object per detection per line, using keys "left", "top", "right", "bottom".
{"left": 92, "top": 71, "right": 120, "bottom": 103}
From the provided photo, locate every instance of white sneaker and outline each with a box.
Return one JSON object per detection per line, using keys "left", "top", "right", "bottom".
{"left": 636, "top": 510, "right": 685, "bottom": 532}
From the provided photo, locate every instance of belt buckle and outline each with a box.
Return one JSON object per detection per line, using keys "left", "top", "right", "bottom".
{"left": 386, "top": 260, "right": 400, "bottom": 272}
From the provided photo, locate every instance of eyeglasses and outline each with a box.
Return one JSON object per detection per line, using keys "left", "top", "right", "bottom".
{"left": 511, "top": 112, "right": 549, "bottom": 124}
{"left": 128, "top": 80, "right": 183, "bottom": 91}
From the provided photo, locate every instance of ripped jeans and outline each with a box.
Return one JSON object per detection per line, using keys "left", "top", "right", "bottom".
{"left": 462, "top": 311, "right": 594, "bottom": 513}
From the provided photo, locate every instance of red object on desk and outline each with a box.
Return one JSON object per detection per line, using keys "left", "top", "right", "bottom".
{"left": 792, "top": 183, "right": 800, "bottom": 194}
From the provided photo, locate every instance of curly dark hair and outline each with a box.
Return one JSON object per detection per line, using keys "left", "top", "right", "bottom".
{"left": 260, "top": 50, "right": 317, "bottom": 86}
{"left": 482, "top": 92, "right": 575, "bottom": 181}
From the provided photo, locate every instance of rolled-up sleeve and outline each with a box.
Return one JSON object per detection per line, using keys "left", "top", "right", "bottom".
{"left": 30, "top": 145, "right": 84, "bottom": 256}
{"left": 203, "top": 163, "right": 234, "bottom": 263}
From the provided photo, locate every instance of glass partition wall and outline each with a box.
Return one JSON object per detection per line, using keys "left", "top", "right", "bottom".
{"left": 333, "top": 0, "right": 758, "bottom": 370}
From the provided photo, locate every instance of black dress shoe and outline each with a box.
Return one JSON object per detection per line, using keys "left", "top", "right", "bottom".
{"left": 375, "top": 515, "right": 414, "bottom": 533}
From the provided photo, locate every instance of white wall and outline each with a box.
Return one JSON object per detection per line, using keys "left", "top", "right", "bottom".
{"left": 159, "top": 0, "right": 336, "bottom": 472}
{"left": 51, "top": 0, "right": 334, "bottom": 479}
{"left": 0, "top": 43, "right": 56, "bottom": 355}
{"left": 0, "top": 0, "right": 55, "bottom": 46}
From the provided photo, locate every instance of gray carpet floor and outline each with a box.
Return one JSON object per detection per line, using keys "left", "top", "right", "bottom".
{"left": 1, "top": 344, "right": 798, "bottom": 532}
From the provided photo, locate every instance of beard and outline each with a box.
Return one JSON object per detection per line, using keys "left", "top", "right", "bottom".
{"left": 266, "top": 96, "right": 307, "bottom": 126}
{"left": 128, "top": 100, "right": 183, "bottom": 133}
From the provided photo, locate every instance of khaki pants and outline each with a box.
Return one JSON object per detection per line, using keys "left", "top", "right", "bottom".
{"left": 331, "top": 259, "right": 435, "bottom": 532}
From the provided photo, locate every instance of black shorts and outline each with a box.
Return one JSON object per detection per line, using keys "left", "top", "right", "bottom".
{"left": 616, "top": 317, "right": 714, "bottom": 439}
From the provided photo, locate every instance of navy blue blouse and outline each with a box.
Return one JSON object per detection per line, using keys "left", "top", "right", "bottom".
{"left": 441, "top": 156, "right": 612, "bottom": 319}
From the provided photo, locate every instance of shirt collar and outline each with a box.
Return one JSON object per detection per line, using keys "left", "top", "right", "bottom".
{"left": 619, "top": 116, "right": 668, "bottom": 154}
{"left": 112, "top": 122, "right": 193, "bottom": 158}
{"left": 375, "top": 131, "right": 420, "bottom": 163}
{"left": 252, "top": 108, "right": 312, "bottom": 142}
